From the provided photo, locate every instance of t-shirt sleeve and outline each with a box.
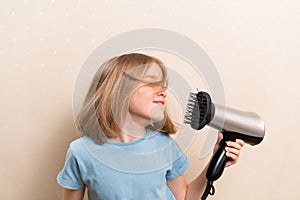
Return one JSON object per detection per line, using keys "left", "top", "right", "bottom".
{"left": 57, "top": 148, "right": 85, "bottom": 190}
{"left": 165, "top": 145, "right": 190, "bottom": 181}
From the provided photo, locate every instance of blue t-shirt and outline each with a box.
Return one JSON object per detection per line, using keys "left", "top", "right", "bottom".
{"left": 57, "top": 129, "right": 189, "bottom": 200}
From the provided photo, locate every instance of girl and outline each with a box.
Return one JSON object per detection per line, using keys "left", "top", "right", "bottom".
{"left": 57, "top": 53, "right": 244, "bottom": 200}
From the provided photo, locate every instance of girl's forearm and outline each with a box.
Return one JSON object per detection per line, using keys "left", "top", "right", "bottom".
{"left": 63, "top": 188, "right": 85, "bottom": 200}
{"left": 185, "top": 165, "right": 208, "bottom": 200}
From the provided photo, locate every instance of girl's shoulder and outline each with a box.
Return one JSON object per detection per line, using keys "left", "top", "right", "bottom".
{"left": 68, "top": 136, "right": 98, "bottom": 157}
{"left": 69, "top": 136, "right": 91, "bottom": 148}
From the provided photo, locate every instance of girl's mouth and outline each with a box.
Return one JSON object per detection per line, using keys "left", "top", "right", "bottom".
{"left": 153, "top": 100, "right": 165, "bottom": 107}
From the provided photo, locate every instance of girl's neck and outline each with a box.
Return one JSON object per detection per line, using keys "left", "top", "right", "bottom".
{"left": 110, "top": 130, "right": 145, "bottom": 143}
{"left": 110, "top": 115, "right": 148, "bottom": 143}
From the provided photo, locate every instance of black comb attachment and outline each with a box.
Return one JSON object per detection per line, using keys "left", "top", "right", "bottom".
{"left": 184, "top": 91, "right": 214, "bottom": 130}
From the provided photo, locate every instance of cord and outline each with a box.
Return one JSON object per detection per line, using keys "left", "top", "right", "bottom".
{"left": 201, "top": 180, "right": 215, "bottom": 200}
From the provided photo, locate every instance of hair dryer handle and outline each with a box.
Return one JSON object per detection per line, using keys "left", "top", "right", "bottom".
{"left": 206, "top": 140, "right": 228, "bottom": 181}
{"left": 202, "top": 140, "right": 229, "bottom": 200}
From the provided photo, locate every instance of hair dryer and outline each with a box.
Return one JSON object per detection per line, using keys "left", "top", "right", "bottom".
{"left": 184, "top": 91, "right": 265, "bottom": 200}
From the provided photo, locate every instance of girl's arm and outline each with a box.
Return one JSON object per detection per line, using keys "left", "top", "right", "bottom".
{"left": 167, "top": 132, "right": 244, "bottom": 200}
{"left": 166, "top": 174, "right": 188, "bottom": 200}
{"left": 167, "top": 167, "right": 207, "bottom": 200}
{"left": 63, "top": 188, "right": 85, "bottom": 200}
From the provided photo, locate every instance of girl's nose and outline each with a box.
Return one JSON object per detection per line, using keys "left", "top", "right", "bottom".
{"left": 158, "top": 88, "right": 167, "bottom": 98}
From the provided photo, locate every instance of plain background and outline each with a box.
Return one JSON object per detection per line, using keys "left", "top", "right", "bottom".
{"left": 1, "top": 0, "right": 299, "bottom": 199}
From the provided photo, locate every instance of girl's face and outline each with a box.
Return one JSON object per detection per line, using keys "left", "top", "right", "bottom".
{"left": 128, "top": 64, "right": 167, "bottom": 126}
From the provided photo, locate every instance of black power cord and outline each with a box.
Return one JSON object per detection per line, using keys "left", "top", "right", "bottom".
{"left": 201, "top": 181, "right": 215, "bottom": 200}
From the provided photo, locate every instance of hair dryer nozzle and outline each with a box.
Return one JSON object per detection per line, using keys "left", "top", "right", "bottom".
{"left": 184, "top": 91, "right": 214, "bottom": 130}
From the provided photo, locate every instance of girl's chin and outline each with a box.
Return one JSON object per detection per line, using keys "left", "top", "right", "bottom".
{"left": 149, "top": 106, "right": 165, "bottom": 122}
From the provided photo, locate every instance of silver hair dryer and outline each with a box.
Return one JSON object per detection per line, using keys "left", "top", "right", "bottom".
{"left": 184, "top": 91, "right": 265, "bottom": 199}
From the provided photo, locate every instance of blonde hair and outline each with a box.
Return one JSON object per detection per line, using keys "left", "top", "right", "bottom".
{"left": 75, "top": 53, "right": 177, "bottom": 144}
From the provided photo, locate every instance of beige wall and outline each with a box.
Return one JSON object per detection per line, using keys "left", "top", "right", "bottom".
{"left": 1, "top": 0, "right": 299, "bottom": 199}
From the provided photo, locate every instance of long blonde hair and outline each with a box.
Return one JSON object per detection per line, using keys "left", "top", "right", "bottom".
{"left": 75, "top": 53, "right": 177, "bottom": 144}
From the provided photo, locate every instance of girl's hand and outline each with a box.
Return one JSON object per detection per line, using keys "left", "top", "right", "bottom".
{"left": 214, "top": 132, "right": 245, "bottom": 167}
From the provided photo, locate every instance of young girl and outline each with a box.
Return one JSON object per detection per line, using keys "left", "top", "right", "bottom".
{"left": 57, "top": 53, "right": 244, "bottom": 200}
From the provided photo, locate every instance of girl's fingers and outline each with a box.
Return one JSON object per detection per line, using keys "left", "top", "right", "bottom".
{"left": 226, "top": 139, "right": 245, "bottom": 150}
{"left": 236, "top": 139, "right": 245, "bottom": 147}
{"left": 225, "top": 139, "right": 245, "bottom": 167}
{"left": 225, "top": 146, "right": 240, "bottom": 157}
{"left": 225, "top": 151, "right": 239, "bottom": 166}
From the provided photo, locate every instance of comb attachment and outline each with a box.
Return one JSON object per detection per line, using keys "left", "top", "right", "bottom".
{"left": 184, "top": 91, "right": 214, "bottom": 130}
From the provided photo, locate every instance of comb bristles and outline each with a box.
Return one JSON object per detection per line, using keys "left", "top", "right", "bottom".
{"left": 184, "top": 92, "right": 200, "bottom": 125}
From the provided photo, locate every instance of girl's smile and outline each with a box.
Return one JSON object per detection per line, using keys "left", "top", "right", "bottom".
{"left": 153, "top": 99, "right": 166, "bottom": 108}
